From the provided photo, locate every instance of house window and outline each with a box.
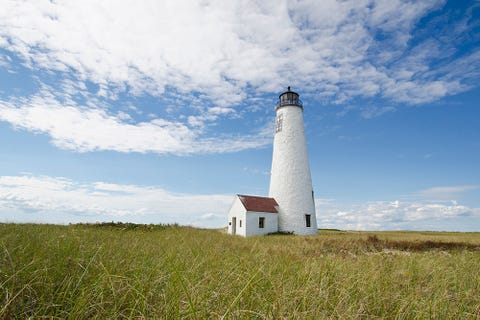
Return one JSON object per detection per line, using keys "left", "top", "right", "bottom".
{"left": 305, "top": 214, "right": 311, "bottom": 227}
{"left": 239, "top": 220, "right": 242, "bottom": 228}
{"left": 259, "top": 217, "right": 265, "bottom": 228}
{"left": 275, "top": 113, "right": 283, "bottom": 133}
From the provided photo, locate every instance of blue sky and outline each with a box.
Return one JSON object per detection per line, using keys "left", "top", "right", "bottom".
{"left": 0, "top": 0, "right": 479, "bottom": 231}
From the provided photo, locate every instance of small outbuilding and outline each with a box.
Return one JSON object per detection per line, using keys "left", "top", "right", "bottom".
{"left": 227, "top": 194, "right": 279, "bottom": 237}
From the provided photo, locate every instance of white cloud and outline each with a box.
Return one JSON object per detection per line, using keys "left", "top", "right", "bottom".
{"left": 0, "top": 175, "right": 232, "bottom": 227}
{"left": 0, "top": 0, "right": 476, "bottom": 108}
{"left": 1, "top": 175, "right": 478, "bottom": 231}
{"left": 322, "top": 186, "right": 480, "bottom": 232}
{"left": 360, "top": 105, "right": 396, "bottom": 119}
{"left": 199, "top": 213, "right": 226, "bottom": 221}
{"left": 416, "top": 185, "right": 479, "bottom": 201}
{"left": 316, "top": 198, "right": 480, "bottom": 231}
{"left": 0, "top": 55, "right": 9, "bottom": 68}
{"left": 0, "top": 93, "right": 272, "bottom": 154}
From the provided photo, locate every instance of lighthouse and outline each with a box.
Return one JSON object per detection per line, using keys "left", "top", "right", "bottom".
{"left": 269, "top": 87, "right": 318, "bottom": 235}
{"left": 227, "top": 87, "right": 318, "bottom": 236}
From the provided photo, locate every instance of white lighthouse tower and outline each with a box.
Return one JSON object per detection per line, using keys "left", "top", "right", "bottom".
{"left": 269, "top": 87, "right": 318, "bottom": 235}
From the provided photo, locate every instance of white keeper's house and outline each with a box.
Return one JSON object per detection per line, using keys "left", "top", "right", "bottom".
{"left": 227, "top": 87, "right": 318, "bottom": 236}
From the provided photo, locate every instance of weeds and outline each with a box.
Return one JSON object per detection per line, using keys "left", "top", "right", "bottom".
{"left": 365, "top": 234, "right": 480, "bottom": 251}
{"left": 0, "top": 223, "right": 479, "bottom": 319}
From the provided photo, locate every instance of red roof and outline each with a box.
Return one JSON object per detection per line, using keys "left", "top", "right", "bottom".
{"left": 237, "top": 195, "right": 278, "bottom": 213}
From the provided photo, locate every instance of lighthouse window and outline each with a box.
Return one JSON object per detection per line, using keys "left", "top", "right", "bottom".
{"left": 239, "top": 220, "right": 242, "bottom": 228}
{"left": 305, "top": 214, "right": 311, "bottom": 227}
{"left": 259, "top": 217, "right": 265, "bottom": 228}
{"left": 275, "top": 113, "right": 283, "bottom": 133}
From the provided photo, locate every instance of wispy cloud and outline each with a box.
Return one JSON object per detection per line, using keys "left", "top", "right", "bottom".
{"left": 0, "top": 175, "right": 232, "bottom": 227}
{"left": 316, "top": 198, "right": 480, "bottom": 231}
{"left": 0, "top": 0, "right": 477, "bottom": 108}
{"left": 416, "top": 185, "right": 479, "bottom": 201}
{"left": 316, "top": 185, "right": 480, "bottom": 231}
{"left": 0, "top": 93, "right": 272, "bottom": 155}
{"left": 360, "top": 105, "right": 396, "bottom": 119}
{"left": 1, "top": 175, "right": 479, "bottom": 231}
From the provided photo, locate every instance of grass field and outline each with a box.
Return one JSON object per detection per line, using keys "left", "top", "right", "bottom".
{"left": 1, "top": 223, "right": 479, "bottom": 319}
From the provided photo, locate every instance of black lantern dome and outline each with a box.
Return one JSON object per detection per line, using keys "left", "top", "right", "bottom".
{"left": 277, "top": 86, "right": 303, "bottom": 110}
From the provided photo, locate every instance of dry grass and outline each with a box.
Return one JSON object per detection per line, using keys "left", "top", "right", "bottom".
{"left": 1, "top": 223, "right": 479, "bottom": 319}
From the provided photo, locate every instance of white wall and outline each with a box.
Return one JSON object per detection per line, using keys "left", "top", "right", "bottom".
{"left": 227, "top": 196, "right": 247, "bottom": 236}
{"left": 245, "top": 211, "right": 278, "bottom": 236}
{"left": 269, "top": 104, "right": 318, "bottom": 235}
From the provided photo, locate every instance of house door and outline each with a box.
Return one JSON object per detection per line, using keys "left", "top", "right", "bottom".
{"left": 231, "top": 217, "right": 236, "bottom": 235}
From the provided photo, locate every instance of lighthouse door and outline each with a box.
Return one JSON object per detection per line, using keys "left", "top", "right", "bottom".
{"left": 231, "top": 217, "right": 237, "bottom": 235}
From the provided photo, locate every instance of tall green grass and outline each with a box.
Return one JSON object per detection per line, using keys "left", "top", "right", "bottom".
{"left": 1, "top": 223, "right": 479, "bottom": 319}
